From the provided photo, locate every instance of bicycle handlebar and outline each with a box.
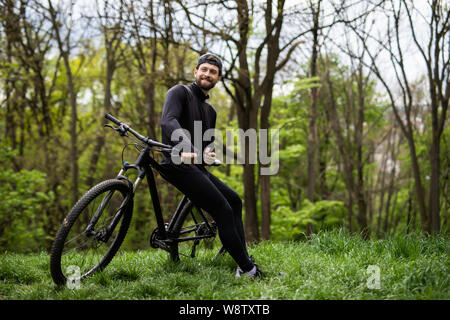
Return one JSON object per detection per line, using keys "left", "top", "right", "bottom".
{"left": 104, "top": 113, "right": 172, "bottom": 150}
{"left": 104, "top": 113, "right": 222, "bottom": 166}
{"left": 105, "top": 113, "right": 122, "bottom": 126}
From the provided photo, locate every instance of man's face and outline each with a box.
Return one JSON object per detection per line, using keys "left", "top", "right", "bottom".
{"left": 194, "top": 62, "right": 221, "bottom": 91}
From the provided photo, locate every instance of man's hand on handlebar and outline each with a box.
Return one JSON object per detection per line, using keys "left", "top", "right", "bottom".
{"left": 180, "top": 148, "right": 219, "bottom": 166}
{"left": 180, "top": 152, "right": 198, "bottom": 164}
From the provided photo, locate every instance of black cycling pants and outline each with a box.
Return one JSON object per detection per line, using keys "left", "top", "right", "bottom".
{"left": 159, "top": 163, "right": 254, "bottom": 272}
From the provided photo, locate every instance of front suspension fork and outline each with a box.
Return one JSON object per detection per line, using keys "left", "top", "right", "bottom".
{"left": 84, "top": 165, "right": 136, "bottom": 241}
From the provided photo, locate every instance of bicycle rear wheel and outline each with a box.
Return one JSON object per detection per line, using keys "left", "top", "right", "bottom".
{"left": 168, "top": 200, "right": 217, "bottom": 262}
{"left": 50, "top": 179, "right": 133, "bottom": 286}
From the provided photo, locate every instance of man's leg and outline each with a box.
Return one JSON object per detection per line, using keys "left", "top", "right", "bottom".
{"left": 204, "top": 170, "right": 249, "bottom": 258}
{"left": 159, "top": 164, "right": 254, "bottom": 272}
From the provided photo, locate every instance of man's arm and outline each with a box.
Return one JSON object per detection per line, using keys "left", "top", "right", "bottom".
{"left": 203, "top": 109, "right": 217, "bottom": 164}
{"left": 160, "top": 85, "right": 201, "bottom": 160}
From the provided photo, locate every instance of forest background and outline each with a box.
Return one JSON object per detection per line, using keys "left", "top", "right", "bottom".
{"left": 0, "top": 0, "right": 448, "bottom": 253}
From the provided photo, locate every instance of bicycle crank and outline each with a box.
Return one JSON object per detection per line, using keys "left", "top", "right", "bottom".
{"left": 149, "top": 226, "right": 172, "bottom": 251}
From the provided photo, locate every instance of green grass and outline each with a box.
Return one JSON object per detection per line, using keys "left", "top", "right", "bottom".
{"left": 0, "top": 229, "right": 448, "bottom": 300}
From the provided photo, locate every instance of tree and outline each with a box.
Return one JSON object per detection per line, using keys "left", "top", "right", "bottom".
{"left": 46, "top": 0, "right": 80, "bottom": 206}
{"left": 85, "top": 0, "right": 127, "bottom": 188}
{"left": 403, "top": 0, "right": 449, "bottom": 234}
{"left": 176, "top": 0, "right": 304, "bottom": 241}
{"left": 306, "top": 0, "right": 322, "bottom": 202}
{"left": 0, "top": 0, "right": 57, "bottom": 162}
{"left": 342, "top": 0, "right": 449, "bottom": 234}
{"left": 322, "top": 53, "right": 381, "bottom": 238}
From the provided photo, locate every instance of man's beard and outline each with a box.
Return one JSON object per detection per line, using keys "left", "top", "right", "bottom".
{"left": 195, "top": 77, "right": 216, "bottom": 91}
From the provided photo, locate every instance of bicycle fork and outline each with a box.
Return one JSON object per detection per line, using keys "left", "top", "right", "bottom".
{"left": 84, "top": 167, "right": 136, "bottom": 242}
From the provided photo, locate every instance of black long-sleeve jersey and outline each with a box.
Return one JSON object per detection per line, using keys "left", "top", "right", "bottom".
{"left": 160, "top": 82, "right": 217, "bottom": 164}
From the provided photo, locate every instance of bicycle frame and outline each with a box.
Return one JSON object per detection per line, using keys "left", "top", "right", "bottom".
{"left": 82, "top": 113, "right": 219, "bottom": 254}
{"left": 99, "top": 144, "right": 215, "bottom": 246}
{"left": 116, "top": 144, "right": 169, "bottom": 240}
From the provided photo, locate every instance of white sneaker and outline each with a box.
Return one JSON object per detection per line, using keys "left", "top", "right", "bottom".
{"left": 235, "top": 265, "right": 263, "bottom": 279}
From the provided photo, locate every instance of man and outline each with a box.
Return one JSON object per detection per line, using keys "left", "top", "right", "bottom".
{"left": 159, "top": 53, "right": 262, "bottom": 278}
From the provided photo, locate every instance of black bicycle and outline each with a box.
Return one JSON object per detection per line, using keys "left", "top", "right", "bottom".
{"left": 50, "top": 113, "right": 223, "bottom": 286}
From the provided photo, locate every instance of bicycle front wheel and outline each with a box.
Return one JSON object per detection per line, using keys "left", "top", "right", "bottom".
{"left": 50, "top": 179, "right": 133, "bottom": 286}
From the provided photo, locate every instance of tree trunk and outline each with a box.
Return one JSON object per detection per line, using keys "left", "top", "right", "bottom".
{"left": 260, "top": 90, "right": 273, "bottom": 241}
{"left": 4, "top": 17, "right": 16, "bottom": 150}
{"left": 406, "top": 194, "right": 412, "bottom": 233}
{"left": 318, "top": 128, "right": 330, "bottom": 199}
{"left": 260, "top": 174, "right": 271, "bottom": 240}
{"left": 243, "top": 163, "right": 259, "bottom": 241}
{"left": 48, "top": 0, "right": 79, "bottom": 205}
{"left": 234, "top": 0, "right": 260, "bottom": 242}
{"left": 355, "top": 64, "right": 369, "bottom": 238}
{"left": 405, "top": 133, "right": 428, "bottom": 233}
{"left": 306, "top": 0, "right": 321, "bottom": 202}
{"left": 143, "top": 79, "right": 157, "bottom": 140}
{"left": 428, "top": 88, "right": 443, "bottom": 234}
{"left": 66, "top": 56, "right": 79, "bottom": 206}
{"left": 346, "top": 192, "right": 354, "bottom": 232}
